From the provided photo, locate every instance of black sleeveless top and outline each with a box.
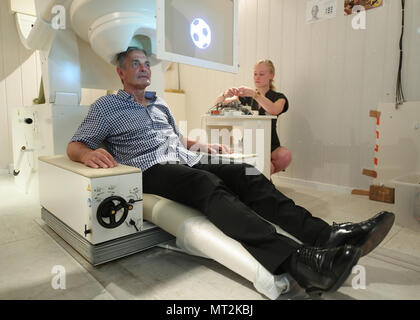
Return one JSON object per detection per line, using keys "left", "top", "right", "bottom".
{"left": 239, "top": 90, "right": 289, "bottom": 152}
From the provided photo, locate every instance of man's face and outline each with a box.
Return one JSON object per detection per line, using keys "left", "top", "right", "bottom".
{"left": 118, "top": 50, "right": 151, "bottom": 89}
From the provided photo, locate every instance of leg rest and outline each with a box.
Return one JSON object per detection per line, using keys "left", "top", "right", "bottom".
{"left": 143, "top": 193, "right": 296, "bottom": 300}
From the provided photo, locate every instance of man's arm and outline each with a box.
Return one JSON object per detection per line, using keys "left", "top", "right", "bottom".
{"left": 67, "top": 141, "right": 118, "bottom": 169}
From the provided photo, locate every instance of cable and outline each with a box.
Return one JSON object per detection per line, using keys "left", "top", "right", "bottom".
{"left": 127, "top": 199, "right": 141, "bottom": 232}
{"left": 396, "top": 0, "right": 406, "bottom": 109}
{"left": 129, "top": 219, "right": 139, "bottom": 232}
{"left": 128, "top": 198, "right": 142, "bottom": 204}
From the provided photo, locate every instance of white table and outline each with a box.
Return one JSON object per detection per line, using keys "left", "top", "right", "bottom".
{"left": 202, "top": 114, "right": 276, "bottom": 179}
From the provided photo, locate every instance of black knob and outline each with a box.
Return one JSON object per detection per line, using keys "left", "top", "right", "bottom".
{"left": 24, "top": 118, "right": 33, "bottom": 124}
{"left": 96, "top": 196, "right": 129, "bottom": 229}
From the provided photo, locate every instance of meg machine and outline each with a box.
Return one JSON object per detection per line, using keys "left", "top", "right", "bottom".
{"left": 10, "top": 0, "right": 296, "bottom": 299}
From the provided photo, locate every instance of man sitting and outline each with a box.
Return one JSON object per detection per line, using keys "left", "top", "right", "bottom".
{"left": 67, "top": 47, "right": 395, "bottom": 294}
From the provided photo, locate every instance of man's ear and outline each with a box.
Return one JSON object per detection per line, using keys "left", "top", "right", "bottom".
{"left": 116, "top": 66, "right": 125, "bottom": 82}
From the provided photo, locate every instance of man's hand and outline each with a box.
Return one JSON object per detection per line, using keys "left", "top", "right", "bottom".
{"left": 81, "top": 148, "right": 118, "bottom": 169}
{"left": 181, "top": 137, "right": 232, "bottom": 155}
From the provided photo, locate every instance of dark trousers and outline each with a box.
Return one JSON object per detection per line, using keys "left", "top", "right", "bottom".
{"left": 142, "top": 161, "right": 331, "bottom": 275}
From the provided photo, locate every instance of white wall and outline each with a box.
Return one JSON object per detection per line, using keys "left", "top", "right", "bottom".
{"left": 2, "top": 0, "right": 419, "bottom": 191}
{"left": 166, "top": 0, "right": 420, "bottom": 190}
{"left": 0, "top": 0, "right": 41, "bottom": 172}
{"left": 375, "top": 102, "right": 420, "bottom": 186}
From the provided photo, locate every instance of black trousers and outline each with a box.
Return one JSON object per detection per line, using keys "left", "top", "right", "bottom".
{"left": 142, "top": 161, "right": 331, "bottom": 275}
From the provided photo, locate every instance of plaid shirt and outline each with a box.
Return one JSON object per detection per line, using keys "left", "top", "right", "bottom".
{"left": 70, "top": 89, "right": 202, "bottom": 171}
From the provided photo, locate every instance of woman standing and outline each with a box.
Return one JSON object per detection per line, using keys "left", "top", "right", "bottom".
{"left": 215, "top": 60, "right": 292, "bottom": 175}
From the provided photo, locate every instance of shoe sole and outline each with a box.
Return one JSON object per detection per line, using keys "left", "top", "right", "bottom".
{"left": 306, "top": 246, "right": 362, "bottom": 295}
{"left": 360, "top": 212, "right": 395, "bottom": 257}
{"left": 328, "top": 247, "right": 362, "bottom": 293}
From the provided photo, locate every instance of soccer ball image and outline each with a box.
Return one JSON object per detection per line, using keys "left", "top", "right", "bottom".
{"left": 190, "top": 18, "right": 212, "bottom": 49}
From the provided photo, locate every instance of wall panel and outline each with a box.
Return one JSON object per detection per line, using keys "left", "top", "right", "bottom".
{"left": 178, "top": 0, "right": 418, "bottom": 189}
{"left": 0, "top": 1, "right": 43, "bottom": 170}
{"left": 256, "top": 0, "right": 270, "bottom": 60}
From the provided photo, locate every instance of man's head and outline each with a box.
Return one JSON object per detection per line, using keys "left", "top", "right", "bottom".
{"left": 116, "top": 47, "right": 151, "bottom": 90}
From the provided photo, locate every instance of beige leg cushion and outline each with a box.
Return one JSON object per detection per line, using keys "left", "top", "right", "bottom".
{"left": 143, "top": 193, "right": 295, "bottom": 300}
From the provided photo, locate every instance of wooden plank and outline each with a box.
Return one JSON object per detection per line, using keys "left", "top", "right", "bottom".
{"left": 164, "top": 89, "right": 185, "bottom": 94}
{"left": 369, "top": 110, "right": 381, "bottom": 119}
{"left": 351, "top": 189, "right": 370, "bottom": 196}
{"left": 362, "top": 169, "right": 378, "bottom": 178}
{"left": 369, "top": 185, "right": 395, "bottom": 204}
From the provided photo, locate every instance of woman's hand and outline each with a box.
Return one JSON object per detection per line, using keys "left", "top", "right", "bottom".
{"left": 235, "top": 86, "right": 256, "bottom": 98}
{"left": 215, "top": 88, "right": 240, "bottom": 105}
{"left": 223, "top": 88, "right": 239, "bottom": 99}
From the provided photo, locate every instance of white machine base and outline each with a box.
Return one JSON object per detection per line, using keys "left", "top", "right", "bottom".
{"left": 41, "top": 207, "right": 174, "bottom": 265}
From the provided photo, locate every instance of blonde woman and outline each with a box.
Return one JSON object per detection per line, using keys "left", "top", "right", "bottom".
{"left": 215, "top": 60, "right": 292, "bottom": 175}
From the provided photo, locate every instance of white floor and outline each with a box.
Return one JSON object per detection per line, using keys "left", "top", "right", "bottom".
{"left": 1, "top": 173, "right": 420, "bottom": 300}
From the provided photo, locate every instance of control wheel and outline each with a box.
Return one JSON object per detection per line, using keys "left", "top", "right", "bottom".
{"left": 97, "top": 196, "right": 132, "bottom": 229}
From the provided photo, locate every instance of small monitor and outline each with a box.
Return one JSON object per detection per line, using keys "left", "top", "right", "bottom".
{"left": 156, "top": 0, "right": 238, "bottom": 73}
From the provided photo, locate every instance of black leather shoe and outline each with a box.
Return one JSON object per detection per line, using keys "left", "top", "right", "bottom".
{"left": 289, "top": 245, "right": 361, "bottom": 294}
{"left": 322, "top": 211, "right": 395, "bottom": 257}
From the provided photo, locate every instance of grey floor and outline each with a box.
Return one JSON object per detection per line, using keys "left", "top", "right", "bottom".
{"left": 1, "top": 173, "right": 420, "bottom": 300}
